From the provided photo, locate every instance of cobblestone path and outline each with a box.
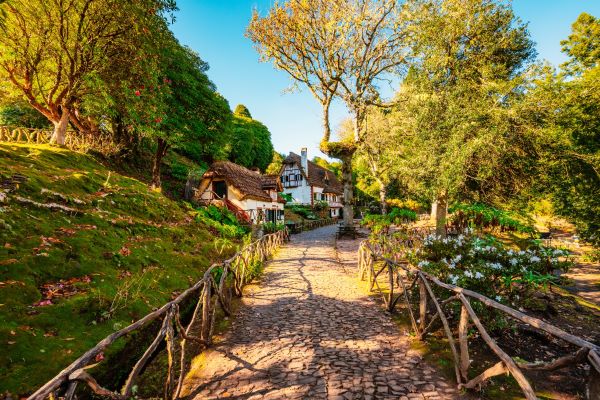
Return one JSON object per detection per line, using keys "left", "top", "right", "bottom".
{"left": 184, "top": 226, "right": 459, "bottom": 400}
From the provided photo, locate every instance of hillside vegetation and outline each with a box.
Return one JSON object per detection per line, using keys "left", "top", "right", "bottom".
{"left": 0, "top": 143, "right": 240, "bottom": 395}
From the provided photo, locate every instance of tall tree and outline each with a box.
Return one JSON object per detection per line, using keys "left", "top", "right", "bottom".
{"left": 560, "top": 12, "right": 600, "bottom": 76}
{"left": 392, "top": 0, "right": 535, "bottom": 235}
{"left": 354, "top": 108, "right": 403, "bottom": 214}
{"left": 247, "top": 0, "right": 409, "bottom": 226}
{"left": 229, "top": 105, "right": 274, "bottom": 172}
{"left": 528, "top": 13, "right": 600, "bottom": 244}
{"left": 0, "top": 0, "right": 175, "bottom": 145}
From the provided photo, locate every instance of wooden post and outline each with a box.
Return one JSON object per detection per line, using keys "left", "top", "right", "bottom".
{"left": 419, "top": 274, "right": 462, "bottom": 384}
{"left": 458, "top": 294, "right": 537, "bottom": 399}
{"left": 458, "top": 305, "right": 470, "bottom": 381}
{"left": 418, "top": 280, "right": 427, "bottom": 334}
{"left": 164, "top": 311, "right": 176, "bottom": 400}
{"left": 200, "top": 280, "right": 212, "bottom": 344}
{"left": 387, "top": 262, "right": 395, "bottom": 312}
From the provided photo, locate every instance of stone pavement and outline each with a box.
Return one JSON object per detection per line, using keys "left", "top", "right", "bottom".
{"left": 183, "top": 226, "right": 459, "bottom": 400}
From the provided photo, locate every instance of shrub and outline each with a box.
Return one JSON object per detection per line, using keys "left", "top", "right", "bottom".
{"left": 388, "top": 207, "right": 417, "bottom": 224}
{"left": 361, "top": 208, "right": 416, "bottom": 234}
{"left": 412, "top": 233, "right": 572, "bottom": 307}
{"left": 448, "top": 203, "right": 535, "bottom": 235}
{"left": 286, "top": 204, "right": 319, "bottom": 220}
{"left": 263, "top": 222, "right": 285, "bottom": 234}
{"left": 195, "top": 205, "right": 249, "bottom": 238}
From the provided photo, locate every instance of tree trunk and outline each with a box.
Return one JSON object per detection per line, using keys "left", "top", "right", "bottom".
{"left": 435, "top": 190, "right": 448, "bottom": 237}
{"left": 51, "top": 108, "right": 69, "bottom": 146}
{"left": 378, "top": 178, "right": 388, "bottom": 215}
{"left": 341, "top": 154, "right": 354, "bottom": 227}
{"left": 151, "top": 138, "right": 169, "bottom": 190}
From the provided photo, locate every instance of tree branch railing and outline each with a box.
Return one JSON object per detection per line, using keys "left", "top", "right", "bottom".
{"left": 286, "top": 217, "right": 338, "bottom": 234}
{"left": 357, "top": 238, "right": 600, "bottom": 400}
{"left": 0, "top": 125, "right": 117, "bottom": 154}
{"left": 27, "top": 229, "right": 289, "bottom": 400}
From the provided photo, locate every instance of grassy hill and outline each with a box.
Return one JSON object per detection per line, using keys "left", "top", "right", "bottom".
{"left": 0, "top": 143, "right": 240, "bottom": 396}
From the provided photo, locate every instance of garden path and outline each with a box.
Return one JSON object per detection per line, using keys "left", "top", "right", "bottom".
{"left": 183, "top": 226, "right": 459, "bottom": 400}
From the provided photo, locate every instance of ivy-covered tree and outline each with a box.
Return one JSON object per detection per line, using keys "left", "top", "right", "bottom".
{"left": 228, "top": 105, "right": 274, "bottom": 172}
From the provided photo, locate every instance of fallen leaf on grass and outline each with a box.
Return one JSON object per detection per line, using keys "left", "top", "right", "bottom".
{"left": 56, "top": 227, "right": 77, "bottom": 236}
{"left": 32, "top": 299, "right": 53, "bottom": 307}
{"left": 74, "top": 224, "right": 97, "bottom": 230}
{"left": 4, "top": 243, "right": 12, "bottom": 248}
{"left": 119, "top": 246, "right": 131, "bottom": 256}
{"left": 0, "top": 259, "right": 18, "bottom": 265}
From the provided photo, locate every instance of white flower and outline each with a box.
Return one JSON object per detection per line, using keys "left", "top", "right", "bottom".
{"left": 495, "top": 295, "right": 502, "bottom": 302}
{"left": 507, "top": 249, "right": 514, "bottom": 256}
{"left": 530, "top": 256, "right": 541, "bottom": 263}
{"left": 474, "top": 271, "right": 484, "bottom": 279}
{"left": 464, "top": 270, "right": 473, "bottom": 278}
{"left": 509, "top": 258, "right": 518, "bottom": 266}
{"left": 418, "top": 260, "right": 430, "bottom": 268}
{"left": 449, "top": 275, "right": 459, "bottom": 285}
{"left": 453, "top": 254, "right": 462, "bottom": 263}
{"left": 489, "top": 262, "right": 503, "bottom": 270}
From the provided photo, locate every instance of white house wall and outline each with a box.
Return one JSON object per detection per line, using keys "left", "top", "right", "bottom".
{"left": 282, "top": 164, "right": 313, "bottom": 204}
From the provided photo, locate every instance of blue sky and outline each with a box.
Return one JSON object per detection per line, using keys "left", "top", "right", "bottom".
{"left": 170, "top": 1, "right": 600, "bottom": 160}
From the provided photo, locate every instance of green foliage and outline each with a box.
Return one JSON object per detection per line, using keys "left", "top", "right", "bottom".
{"left": 262, "top": 222, "right": 285, "bottom": 234}
{"left": 0, "top": 101, "right": 51, "bottom": 128}
{"left": 448, "top": 203, "right": 535, "bottom": 234}
{"left": 387, "top": 208, "right": 417, "bottom": 223}
{"left": 285, "top": 204, "right": 318, "bottom": 220}
{"left": 560, "top": 13, "right": 600, "bottom": 75}
{"left": 228, "top": 112, "right": 274, "bottom": 172}
{"left": 312, "top": 156, "right": 342, "bottom": 178}
{"left": 389, "top": 0, "right": 537, "bottom": 208}
{"left": 279, "top": 192, "right": 293, "bottom": 203}
{"left": 234, "top": 104, "right": 252, "bottom": 119}
{"left": 265, "top": 151, "right": 285, "bottom": 175}
{"left": 195, "top": 205, "right": 249, "bottom": 239}
{"left": 360, "top": 208, "right": 417, "bottom": 234}
{"left": 312, "top": 200, "right": 329, "bottom": 211}
{"left": 526, "top": 15, "right": 600, "bottom": 245}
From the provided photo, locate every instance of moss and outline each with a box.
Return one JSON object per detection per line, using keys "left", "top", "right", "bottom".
{"left": 0, "top": 143, "right": 240, "bottom": 396}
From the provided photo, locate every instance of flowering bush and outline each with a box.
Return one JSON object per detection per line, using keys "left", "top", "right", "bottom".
{"left": 413, "top": 232, "right": 572, "bottom": 304}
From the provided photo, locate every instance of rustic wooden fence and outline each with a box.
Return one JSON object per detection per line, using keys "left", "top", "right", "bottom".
{"left": 286, "top": 218, "right": 338, "bottom": 234}
{"left": 0, "top": 125, "right": 117, "bottom": 154}
{"left": 358, "top": 235, "right": 600, "bottom": 399}
{"left": 28, "top": 229, "right": 289, "bottom": 400}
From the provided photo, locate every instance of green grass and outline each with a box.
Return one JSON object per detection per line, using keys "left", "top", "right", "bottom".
{"left": 0, "top": 143, "right": 239, "bottom": 396}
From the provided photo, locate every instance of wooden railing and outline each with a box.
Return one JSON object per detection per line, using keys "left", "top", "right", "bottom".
{"left": 358, "top": 235, "right": 600, "bottom": 400}
{"left": 0, "top": 125, "right": 117, "bottom": 154}
{"left": 28, "top": 229, "right": 289, "bottom": 400}
{"left": 286, "top": 217, "right": 338, "bottom": 234}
